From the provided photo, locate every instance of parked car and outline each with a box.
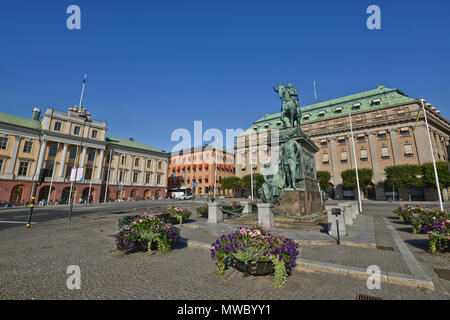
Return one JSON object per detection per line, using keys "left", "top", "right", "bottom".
{"left": 180, "top": 194, "right": 193, "bottom": 200}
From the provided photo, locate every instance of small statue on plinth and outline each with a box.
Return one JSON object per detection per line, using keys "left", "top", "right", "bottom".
{"left": 273, "top": 83, "right": 302, "bottom": 133}
{"left": 280, "top": 134, "right": 304, "bottom": 190}
{"left": 258, "top": 163, "right": 285, "bottom": 204}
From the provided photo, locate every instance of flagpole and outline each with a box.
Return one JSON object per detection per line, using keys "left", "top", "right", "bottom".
{"left": 420, "top": 99, "right": 444, "bottom": 211}
{"left": 249, "top": 133, "right": 254, "bottom": 201}
{"left": 214, "top": 146, "right": 217, "bottom": 198}
{"left": 349, "top": 113, "right": 362, "bottom": 213}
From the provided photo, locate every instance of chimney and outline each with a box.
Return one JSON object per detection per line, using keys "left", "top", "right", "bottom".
{"left": 129, "top": 137, "right": 135, "bottom": 142}
{"left": 32, "top": 107, "right": 41, "bottom": 121}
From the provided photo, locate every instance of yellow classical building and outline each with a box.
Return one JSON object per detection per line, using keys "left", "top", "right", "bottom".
{"left": 0, "top": 106, "right": 168, "bottom": 204}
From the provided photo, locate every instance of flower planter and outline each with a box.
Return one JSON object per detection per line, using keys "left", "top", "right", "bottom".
{"left": 233, "top": 258, "right": 274, "bottom": 276}
{"left": 137, "top": 240, "right": 158, "bottom": 252}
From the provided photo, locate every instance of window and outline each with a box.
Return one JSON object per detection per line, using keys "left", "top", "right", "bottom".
{"left": 404, "top": 144, "right": 414, "bottom": 157}
{"left": 322, "top": 153, "right": 329, "bottom": 164}
{"left": 303, "top": 114, "right": 310, "bottom": 120}
{"left": 85, "top": 168, "right": 93, "bottom": 180}
{"left": 357, "top": 135, "right": 365, "bottom": 142}
{"left": 340, "top": 151, "right": 348, "bottom": 163}
{"left": 145, "top": 173, "right": 151, "bottom": 184}
{"left": 360, "top": 149, "right": 368, "bottom": 161}
{"left": 147, "top": 159, "right": 152, "bottom": 169}
{"left": 320, "top": 139, "right": 328, "bottom": 147}
{"left": 352, "top": 103, "right": 361, "bottom": 110}
{"left": 400, "top": 128, "right": 410, "bottom": 136}
{"left": 0, "top": 158, "right": 4, "bottom": 173}
{"left": 318, "top": 111, "right": 326, "bottom": 117}
{"left": 53, "top": 122, "right": 62, "bottom": 131}
{"left": 91, "top": 130, "right": 98, "bottom": 139}
{"left": 381, "top": 146, "right": 390, "bottom": 159}
{"left": 337, "top": 137, "right": 346, "bottom": 145}
{"left": 88, "top": 150, "right": 95, "bottom": 161}
{"left": 335, "top": 107, "right": 343, "bottom": 113}
{"left": 73, "top": 126, "right": 81, "bottom": 135}
{"left": 158, "top": 161, "right": 162, "bottom": 170}
{"left": 48, "top": 144, "right": 58, "bottom": 157}
{"left": 69, "top": 148, "right": 77, "bottom": 159}
{"left": 378, "top": 131, "right": 387, "bottom": 139}
{"left": 156, "top": 174, "right": 161, "bottom": 185}
{"left": 135, "top": 158, "right": 140, "bottom": 167}
{"left": 372, "top": 98, "right": 381, "bottom": 105}
{"left": 23, "top": 141, "right": 33, "bottom": 153}
{"left": 0, "top": 137, "right": 8, "bottom": 150}
{"left": 18, "top": 161, "right": 29, "bottom": 176}
{"left": 133, "top": 172, "right": 139, "bottom": 183}
{"left": 121, "top": 155, "right": 126, "bottom": 165}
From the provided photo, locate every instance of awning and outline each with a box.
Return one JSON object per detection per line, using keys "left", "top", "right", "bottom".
{"left": 181, "top": 165, "right": 185, "bottom": 170}
{"left": 198, "top": 164, "right": 202, "bottom": 168}
{"left": 176, "top": 166, "right": 180, "bottom": 171}
{"left": 172, "top": 167, "right": 175, "bottom": 172}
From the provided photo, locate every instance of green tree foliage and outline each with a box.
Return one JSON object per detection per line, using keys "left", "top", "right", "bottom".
{"left": 316, "top": 171, "right": 331, "bottom": 190}
{"left": 220, "top": 176, "right": 243, "bottom": 194}
{"left": 421, "top": 162, "right": 450, "bottom": 190}
{"left": 384, "top": 165, "right": 422, "bottom": 189}
{"left": 341, "top": 168, "right": 373, "bottom": 189}
{"left": 242, "top": 173, "right": 264, "bottom": 191}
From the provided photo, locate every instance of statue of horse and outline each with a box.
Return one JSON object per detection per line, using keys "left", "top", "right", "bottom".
{"left": 274, "top": 83, "right": 302, "bottom": 131}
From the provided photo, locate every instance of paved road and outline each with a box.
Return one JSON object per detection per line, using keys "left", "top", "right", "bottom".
{"left": 0, "top": 199, "right": 207, "bottom": 230}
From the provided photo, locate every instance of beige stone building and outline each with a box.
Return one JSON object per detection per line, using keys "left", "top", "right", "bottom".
{"left": 236, "top": 85, "right": 450, "bottom": 201}
{"left": 0, "top": 106, "right": 168, "bottom": 204}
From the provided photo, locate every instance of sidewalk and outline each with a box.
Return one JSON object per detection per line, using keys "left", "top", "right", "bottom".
{"left": 177, "top": 213, "right": 435, "bottom": 290}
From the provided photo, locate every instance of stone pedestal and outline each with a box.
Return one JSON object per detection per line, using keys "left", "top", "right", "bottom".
{"left": 341, "top": 203, "right": 353, "bottom": 226}
{"left": 257, "top": 203, "right": 274, "bottom": 230}
{"left": 207, "top": 202, "right": 222, "bottom": 224}
{"left": 273, "top": 179, "right": 324, "bottom": 217}
{"left": 326, "top": 205, "right": 347, "bottom": 236}
{"left": 240, "top": 201, "right": 252, "bottom": 214}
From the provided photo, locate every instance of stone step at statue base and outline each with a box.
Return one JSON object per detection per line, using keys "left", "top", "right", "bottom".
{"left": 225, "top": 214, "right": 328, "bottom": 232}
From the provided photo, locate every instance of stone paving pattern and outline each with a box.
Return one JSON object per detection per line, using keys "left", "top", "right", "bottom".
{"left": 0, "top": 207, "right": 448, "bottom": 300}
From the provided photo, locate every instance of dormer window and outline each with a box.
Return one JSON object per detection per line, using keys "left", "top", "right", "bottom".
{"left": 372, "top": 98, "right": 381, "bottom": 105}
{"left": 335, "top": 107, "right": 343, "bottom": 113}
{"left": 264, "top": 123, "right": 269, "bottom": 128}
{"left": 276, "top": 121, "right": 282, "bottom": 126}
{"left": 303, "top": 114, "right": 310, "bottom": 120}
{"left": 352, "top": 103, "right": 361, "bottom": 110}
{"left": 318, "top": 111, "right": 326, "bottom": 117}
{"left": 253, "top": 126, "right": 258, "bottom": 130}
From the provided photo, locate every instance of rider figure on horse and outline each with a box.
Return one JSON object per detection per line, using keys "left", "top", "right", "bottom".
{"left": 273, "top": 83, "right": 302, "bottom": 132}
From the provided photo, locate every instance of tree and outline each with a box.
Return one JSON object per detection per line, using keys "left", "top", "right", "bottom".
{"left": 384, "top": 164, "right": 422, "bottom": 201}
{"left": 316, "top": 171, "right": 331, "bottom": 190}
{"left": 341, "top": 168, "right": 373, "bottom": 198}
{"left": 242, "top": 173, "right": 264, "bottom": 193}
{"left": 421, "top": 161, "right": 450, "bottom": 190}
{"left": 220, "top": 176, "right": 242, "bottom": 195}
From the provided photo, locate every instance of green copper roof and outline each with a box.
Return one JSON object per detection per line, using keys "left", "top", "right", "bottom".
{"left": 244, "top": 85, "right": 414, "bottom": 134}
{"left": 106, "top": 136, "right": 164, "bottom": 154}
{"left": 0, "top": 112, "right": 41, "bottom": 130}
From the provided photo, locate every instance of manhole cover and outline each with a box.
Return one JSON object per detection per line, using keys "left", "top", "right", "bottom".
{"left": 376, "top": 246, "right": 394, "bottom": 251}
{"left": 355, "top": 293, "right": 383, "bottom": 300}
{"left": 433, "top": 269, "right": 450, "bottom": 281}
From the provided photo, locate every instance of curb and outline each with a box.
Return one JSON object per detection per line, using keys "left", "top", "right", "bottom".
{"left": 180, "top": 223, "right": 377, "bottom": 249}
{"left": 178, "top": 237, "right": 434, "bottom": 291}
{"left": 295, "top": 259, "right": 434, "bottom": 290}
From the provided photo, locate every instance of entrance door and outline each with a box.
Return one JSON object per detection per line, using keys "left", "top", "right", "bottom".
{"left": 10, "top": 186, "right": 24, "bottom": 203}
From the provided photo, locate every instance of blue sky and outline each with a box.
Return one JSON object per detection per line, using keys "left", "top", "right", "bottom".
{"left": 0, "top": 0, "right": 449, "bottom": 152}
